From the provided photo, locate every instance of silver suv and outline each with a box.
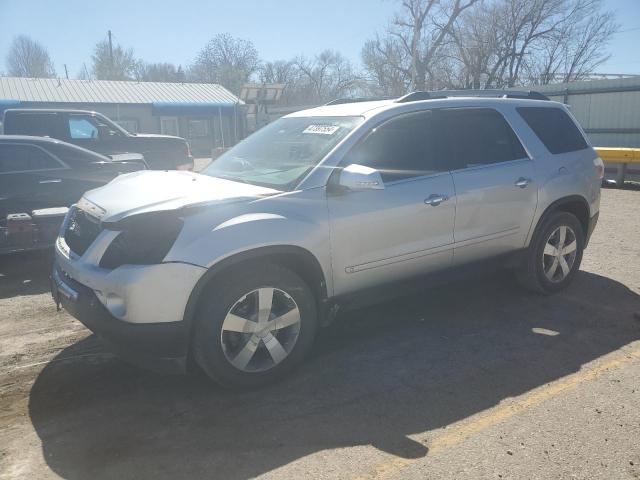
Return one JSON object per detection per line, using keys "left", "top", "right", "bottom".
{"left": 52, "top": 90, "right": 603, "bottom": 387}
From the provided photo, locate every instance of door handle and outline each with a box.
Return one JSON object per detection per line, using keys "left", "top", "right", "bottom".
{"left": 515, "top": 177, "right": 532, "bottom": 188}
{"left": 424, "top": 194, "right": 449, "bottom": 206}
{"left": 39, "top": 179, "right": 62, "bottom": 184}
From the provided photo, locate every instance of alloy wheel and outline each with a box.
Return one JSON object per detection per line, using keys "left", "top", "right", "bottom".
{"left": 542, "top": 225, "right": 578, "bottom": 283}
{"left": 220, "top": 287, "right": 301, "bottom": 372}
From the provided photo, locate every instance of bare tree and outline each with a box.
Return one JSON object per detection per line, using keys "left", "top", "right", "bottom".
{"left": 189, "top": 33, "right": 260, "bottom": 94}
{"left": 362, "top": 0, "right": 480, "bottom": 92}
{"left": 450, "top": 4, "right": 503, "bottom": 88}
{"left": 526, "top": 0, "right": 618, "bottom": 84}
{"left": 5, "top": 35, "right": 56, "bottom": 78}
{"left": 135, "top": 62, "right": 186, "bottom": 82}
{"left": 293, "top": 50, "right": 360, "bottom": 103}
{"left": 361, "top": 36, "right": 411, "bottom": 95}
{"left": 259, "top": 60, "right": 296, "bottom": 85}
{"left": 91, "top": 38, "right": 138, "bottom": 80}
{"left": 447, "top": 0, "right": 618, "bottom": 88}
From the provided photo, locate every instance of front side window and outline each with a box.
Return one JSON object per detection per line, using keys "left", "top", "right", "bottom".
{"left": 517, "top": 107, "right": 588, "bottom": 154}
{"left": 440, "top": 108, "right": 527, "bottom": 170}
{"left": 346, "top": 110, "right": 441, "bottom": 183}
{"left": 69, "top": 117, "right": 99, "bottom": 139}
{"left": 203, "top": 116, "right": 363, "bottom": 189}
{"left": 0, "top": 144, "right": 62, "bottom": 173}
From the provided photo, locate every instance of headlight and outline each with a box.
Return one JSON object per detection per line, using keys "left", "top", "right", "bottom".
{"left": 99, "top": 212, "right": 183, "bottom": 269}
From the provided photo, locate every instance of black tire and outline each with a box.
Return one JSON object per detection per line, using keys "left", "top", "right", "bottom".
{"left": 193, "top": 262, "right": 318, "bottom": 389}
{"left": 516, "top": 211, "right": 585, "bottom": 294}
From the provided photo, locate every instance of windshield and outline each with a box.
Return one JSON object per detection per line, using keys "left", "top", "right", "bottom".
{"left": 203, "top": 116, "right": 362, "bottom": 189}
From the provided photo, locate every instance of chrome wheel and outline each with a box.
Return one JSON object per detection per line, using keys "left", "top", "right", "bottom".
{"left": 220, "top": 287, "right": 301, "bottom": 373}
{"left": 542, "top": 225, "right": 578, "bottom": 283}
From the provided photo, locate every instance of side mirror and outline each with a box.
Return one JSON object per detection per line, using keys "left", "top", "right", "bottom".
{"left": 339, "top": 164, "right": 384, "bottom": 191}
{"left": 98, "top": 124, "right": 119, "bottom": 139}
{"left": 97, "top": 125, "right": 111, "bottom": 139}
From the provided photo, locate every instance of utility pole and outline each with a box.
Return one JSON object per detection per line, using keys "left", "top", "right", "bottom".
{"left": 108, "top": 30, "right": 114, "bottom": 78}
{"left": 63, "top": 64, "right": 69, "bottom": 79}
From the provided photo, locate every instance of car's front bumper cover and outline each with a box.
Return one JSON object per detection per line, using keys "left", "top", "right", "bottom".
{"left": 52, "top": 264, "right": 189, "bottom": 373}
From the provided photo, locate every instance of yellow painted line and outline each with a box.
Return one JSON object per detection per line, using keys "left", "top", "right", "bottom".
{"left": 354, "top": 347, "right": 640, "bottom": 480}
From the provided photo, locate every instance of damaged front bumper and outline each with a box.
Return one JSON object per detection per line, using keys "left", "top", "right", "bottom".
{"left": 52, "top": 235, "right": 206, "bottom": 373}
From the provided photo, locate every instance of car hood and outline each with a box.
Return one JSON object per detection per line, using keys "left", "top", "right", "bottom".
{"left": 78, "top": 170, "right": 280, "bottom": 223}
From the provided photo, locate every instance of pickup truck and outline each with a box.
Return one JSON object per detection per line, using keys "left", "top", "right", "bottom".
{"left": 2, "top": 109, "right": 193, "bottom": 170}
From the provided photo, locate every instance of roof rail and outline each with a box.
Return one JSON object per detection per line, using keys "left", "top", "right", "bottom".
{"left": 395, "top": 89, "right": 550, "bottom": 103}
{"left": 325, "top": 96, "right": 393, "bottom": 106}
{"left": 395, "top": 91, "right": 435, "bottom": 103}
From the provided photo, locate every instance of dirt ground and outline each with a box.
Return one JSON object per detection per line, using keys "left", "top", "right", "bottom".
{"left": 1, "top": 188, "right": 639, "bottom": 480}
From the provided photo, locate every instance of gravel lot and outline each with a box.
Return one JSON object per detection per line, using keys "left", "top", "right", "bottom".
{"left": 1, "top": 188, "right": 639, "bottom": 480}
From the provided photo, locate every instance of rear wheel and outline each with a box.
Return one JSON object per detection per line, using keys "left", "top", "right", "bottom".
{"left": 193, "top": 263, "right": 318, "bottom": 388}
{"left": 516, "top": 211, "right": 585, "bottom": 294}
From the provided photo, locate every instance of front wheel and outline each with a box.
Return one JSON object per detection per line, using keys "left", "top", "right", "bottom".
{"left": 516, "top": 211, "right": 585, "bottom": 294}
{"left": 193, "top": 263, "right": 318, "bottom": 388}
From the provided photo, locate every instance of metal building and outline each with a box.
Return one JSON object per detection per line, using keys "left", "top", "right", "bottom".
{"left": 0, "top": 77, "right": 245, "bottom": 155}
{"left": 536, "top": 77, "right": 640, "bottom": 148}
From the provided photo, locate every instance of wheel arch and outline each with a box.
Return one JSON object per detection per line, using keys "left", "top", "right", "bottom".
{"left": 182, "top": 245, "right": 328, "bottom": 365}
{"left": 529, "top": 195, "right": 590, "bottom": 246}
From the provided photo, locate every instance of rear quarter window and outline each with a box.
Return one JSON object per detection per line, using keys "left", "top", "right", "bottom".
{"left": 6, "top": 113, "right": 59, "bottom": 137}
{"left": 0, "top": 144, "right": 62, "bottom": 172}
{"left": 517, "top": 107, "right": 588, "bottom": 154}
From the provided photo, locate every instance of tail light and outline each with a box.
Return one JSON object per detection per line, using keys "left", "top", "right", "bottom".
{"left": 594, "top": 157, "right": 604, "bottom": 180}
{"left": 177, "top": 141, "right": 194, "bottom": 170}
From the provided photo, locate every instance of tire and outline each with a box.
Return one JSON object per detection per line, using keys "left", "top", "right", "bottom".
{"left": 193, "top": 262, "right": 318, "bottom": 388}
{"left": 516, "top": 211, "right": 585, "bottom": 294}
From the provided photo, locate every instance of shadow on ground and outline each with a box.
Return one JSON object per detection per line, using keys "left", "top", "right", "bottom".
{"left": 0, "top": 250, "right": 52, "bottom": 299}
{"left": 28, "top": 270, "right": 640, "bottom": 479}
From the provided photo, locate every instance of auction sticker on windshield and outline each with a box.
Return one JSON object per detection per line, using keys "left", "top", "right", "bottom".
{"left": 303, "top": 125, "right": 340, "bottom": 135}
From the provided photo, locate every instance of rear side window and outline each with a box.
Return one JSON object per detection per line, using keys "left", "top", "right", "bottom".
{"left": 348, "top": 111, "right": 443, "bottom": 182}
{"left": 517, "top": 107, "right": 588, "bottom": 154}
{"left": 47, "top": 142, "right": 106, "bottom": 167}
{"left": 0, "top": 144, "right": 62, "bottom": 173}
{"left": 439, "top": 108, "right": 527, "bottom": 170}
{"left": 6, "top": 113, "right": 58, "bottom": 137}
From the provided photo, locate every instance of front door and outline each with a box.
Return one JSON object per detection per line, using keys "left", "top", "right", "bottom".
{"left": 65, "top": 113, "right": 125, "bottom": 156}
{"left": 438, "top": 107, "right": 538, "bottom": 264}
{"left": 328, "top": 110, "right": 455, "bottom": 295}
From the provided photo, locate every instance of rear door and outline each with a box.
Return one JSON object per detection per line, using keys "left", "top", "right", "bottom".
{"left": 439, "top": 108, "right": 538, "bottom": 264}
{"left": 328, "top": 110, "right": 455, "bottom": 295}
{"left": 0, "top": 143, "right": 68, "bottom": 219}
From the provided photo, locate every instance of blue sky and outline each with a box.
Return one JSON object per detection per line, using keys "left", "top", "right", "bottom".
{"left": 0, "top": 0, "right": 638, "bottom": 77}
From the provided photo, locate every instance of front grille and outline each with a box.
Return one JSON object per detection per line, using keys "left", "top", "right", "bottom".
{"left": 63, "top": 207, "right": 102, "bottom": 256}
